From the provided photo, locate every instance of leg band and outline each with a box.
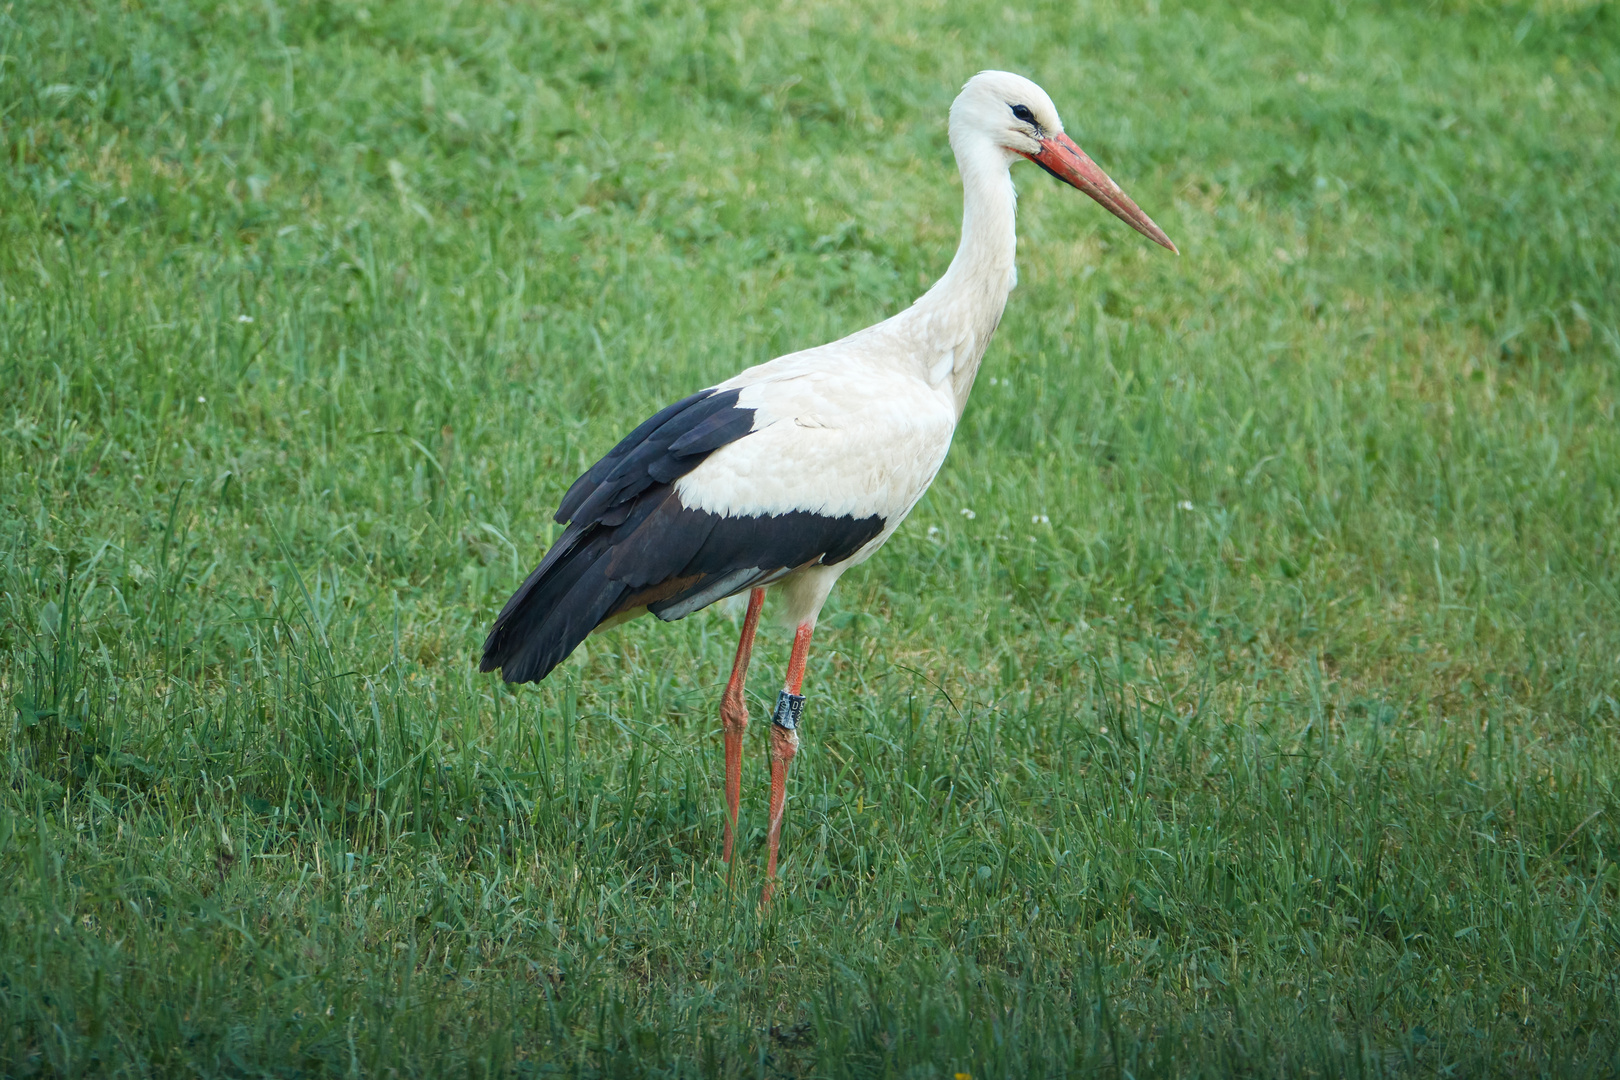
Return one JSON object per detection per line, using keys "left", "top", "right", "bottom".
{"left": 771, "top": 691, "right": 805, "bottom": 732}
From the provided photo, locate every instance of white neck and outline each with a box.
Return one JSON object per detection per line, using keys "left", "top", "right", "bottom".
{"left": 889, "top": 133, "right": 1020, "bottom": 414}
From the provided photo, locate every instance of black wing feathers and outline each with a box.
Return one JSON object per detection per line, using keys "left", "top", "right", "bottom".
{"left": 553, "top": 390, "right": 713, "bottom": 523}
{"left": 558, "top": 389, "right": 746, "bottom": 526}
{"left": 481, "top": 388, "right": 889, "bottom": 685}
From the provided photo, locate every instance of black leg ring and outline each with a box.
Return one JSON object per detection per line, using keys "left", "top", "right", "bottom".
{"left": 771, "top": 691, "right": 805, "bottom": 732}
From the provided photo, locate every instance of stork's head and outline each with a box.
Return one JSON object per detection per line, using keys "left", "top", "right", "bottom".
{"left": 950, "top": 70, "right": 1178, "bottom": 254}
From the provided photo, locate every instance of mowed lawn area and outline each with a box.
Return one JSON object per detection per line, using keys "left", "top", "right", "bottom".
{"left": 3, "top": 0, "right": 1619, "bottom": 1075}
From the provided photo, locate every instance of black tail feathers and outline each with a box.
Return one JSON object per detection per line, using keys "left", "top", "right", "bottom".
{"left": 479, "top": 526, "right": 629, "bottom": 684}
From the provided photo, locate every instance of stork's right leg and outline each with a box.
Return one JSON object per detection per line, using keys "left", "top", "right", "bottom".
{"left": 720, "top": 588, "right": 766, "bottom": 863}
{"left": 762, "top": 621, "right": 813, "bottom": 907}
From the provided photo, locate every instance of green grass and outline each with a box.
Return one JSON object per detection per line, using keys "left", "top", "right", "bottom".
{"left": 3, "top": 0, "right": 1619, "bottom": 1074}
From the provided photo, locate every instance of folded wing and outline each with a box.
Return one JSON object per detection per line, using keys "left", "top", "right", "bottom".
{"left": 481, "top": 388, "right": 884, "bottom": 684}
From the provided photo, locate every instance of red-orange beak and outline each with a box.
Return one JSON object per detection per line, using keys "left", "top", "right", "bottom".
{"left": 1021, "top": 133, "right": 1178, "bottom": 254}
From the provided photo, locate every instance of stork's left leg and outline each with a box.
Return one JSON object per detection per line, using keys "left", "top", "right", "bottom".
{"left": 762, "top": 621, "right": 813, "bottom": 907}
{"left": 720, "top": 588, "right": 767, "bottom": 864}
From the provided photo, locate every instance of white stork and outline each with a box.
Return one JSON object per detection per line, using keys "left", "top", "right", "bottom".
{"left": 482, "top": 70, "right": 1176, "bottom": 902}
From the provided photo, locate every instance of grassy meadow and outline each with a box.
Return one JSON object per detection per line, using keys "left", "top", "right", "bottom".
{"left": 4, "top": 0, "right": 1620, "bottom": 1074}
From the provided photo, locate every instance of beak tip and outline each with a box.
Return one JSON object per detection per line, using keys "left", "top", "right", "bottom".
{"left": 1144, "top": 226, "right": 1178, "bottom": 256}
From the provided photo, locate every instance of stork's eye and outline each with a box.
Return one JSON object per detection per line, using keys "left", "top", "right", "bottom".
{"left": 1010, "top": 104, "right": 1036, "bottom": 124}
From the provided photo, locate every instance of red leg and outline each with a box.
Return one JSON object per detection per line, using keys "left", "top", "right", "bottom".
{"left": 763, "top": 621, "right": 814, "bottom": 907}
{"left": 721, "top": 589, "right": 766, "bottom": 863}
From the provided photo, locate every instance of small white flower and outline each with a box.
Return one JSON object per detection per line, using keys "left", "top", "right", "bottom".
{"left": 237, "top": 314, "right": 254, "bottom": 324}
{"left": 1178, "top": 500, "right": 1195, "bottom": 511}
{"left": 1099, "top": 726, "right": 1109, "bottom": 734}
{"left": 960, "top": 508, "right": 976, "bottom": 519}
{"left": 1031, "top": 513, "right": 1050, "bottom": 525}
{"left": 927, "top": 525, "right": 941, "bottom": 538}
{"left": 196, "top": 396, "right": 207, "bottom": 404}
